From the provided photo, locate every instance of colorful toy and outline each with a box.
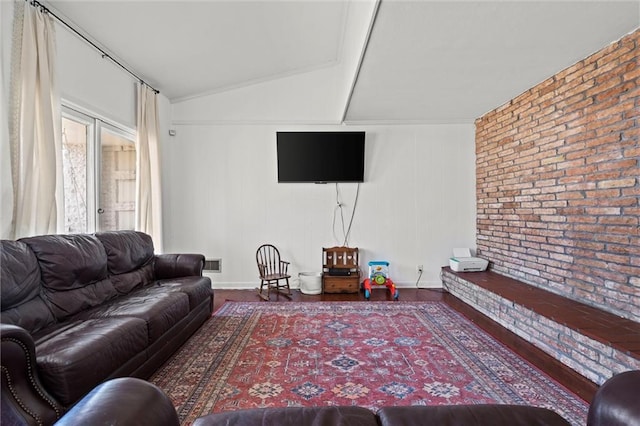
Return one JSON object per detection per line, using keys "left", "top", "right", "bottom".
{"left": 363, "top": 260, "right": 399, "bottom": 300}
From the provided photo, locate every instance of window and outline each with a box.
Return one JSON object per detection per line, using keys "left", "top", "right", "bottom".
{"left": 61, "top": 106, "right": 136, "bottom": 233}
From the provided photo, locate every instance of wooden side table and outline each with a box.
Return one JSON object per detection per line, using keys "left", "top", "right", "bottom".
{"left": 322, "top": 246, "right": 360, "bottom": 293}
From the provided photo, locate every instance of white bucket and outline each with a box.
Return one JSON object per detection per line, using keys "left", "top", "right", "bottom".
{"left": 299, "top": 272, "right": 322, "bottom": 295}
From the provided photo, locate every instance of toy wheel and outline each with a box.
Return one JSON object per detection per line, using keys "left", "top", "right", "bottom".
{"left": 364, "top": 290, "right": 370, "bottom": 300}
{"left": 374, "top": 275, "right": 386, "bottom": 285}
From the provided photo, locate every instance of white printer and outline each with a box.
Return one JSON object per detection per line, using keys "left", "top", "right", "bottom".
{"left": 449, "top": 248, "right": 488, "bottom": 272}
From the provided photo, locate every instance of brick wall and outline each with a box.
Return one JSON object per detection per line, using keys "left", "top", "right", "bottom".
{"left": 475, "top": 29, "right": 640, "bottom": 322}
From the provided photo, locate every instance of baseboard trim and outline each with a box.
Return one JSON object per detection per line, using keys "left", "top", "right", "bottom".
{"left": 211, "top": 281, "right": 442, "bottom": 290}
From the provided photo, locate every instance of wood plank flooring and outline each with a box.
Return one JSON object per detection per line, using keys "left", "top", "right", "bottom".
{"left": 211, "top": 288, "right": 597, "bottom": 403}
{"left": 212, "top": 288, "right": 443, "bottom": 312}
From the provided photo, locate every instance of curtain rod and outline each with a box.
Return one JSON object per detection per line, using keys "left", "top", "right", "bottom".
{"left": 29, "top": 0, "right": 160, "bottom": 94}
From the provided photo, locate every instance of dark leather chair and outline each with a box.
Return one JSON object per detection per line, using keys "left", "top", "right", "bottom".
{"left": 587, "top": 369, "right": 640, "bottom": 426}
{"left": 48, "top": 369, "right": 640, "bottom": 426}
{"left": 193, "top": 406, "right": 376, "bottom": 426}
{"left": 53, "top": 378, "right": 179, "bottom": 426}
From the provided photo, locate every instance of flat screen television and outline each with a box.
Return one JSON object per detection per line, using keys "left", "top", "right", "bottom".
{"left": 276, "top": 131, "right": 365, "bottom": 183}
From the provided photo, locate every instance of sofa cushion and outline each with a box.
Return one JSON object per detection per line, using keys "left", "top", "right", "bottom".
{"left": 376, "top": 405, "right": 570, "bottom": 426}
{"left": 154, "top": 277, "right": 212, "bottom": 310}
{"left": 95, "top": 231, "right": 154, "bottom": 275}
{"left": 95, "top": 231, "right": 156, "bottom": 294}
{"left": 109, "top": 264, "right": 156, "bottom": 295}
{"left": 34, "top": 317, "right": 149, "bottom": 406}
{"left": 78, "top": 291, "right": 190, "bottom": 343}
{"left": 193, "top": 406, "right": 378, "bottom": 426}
{"left": 0, "top": 240, "right": 55, "bottom": 333}
{"left": 21, "top": 234, "right": 117, "bottom": 320}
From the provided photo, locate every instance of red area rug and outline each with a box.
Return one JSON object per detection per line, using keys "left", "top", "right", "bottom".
{"left": 150, "top": 302, "right": 588, "bottom": 425}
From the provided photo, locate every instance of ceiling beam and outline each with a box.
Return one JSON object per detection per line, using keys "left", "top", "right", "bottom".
{"left": 340, "top": 0, "right": 381, "bottom": 124}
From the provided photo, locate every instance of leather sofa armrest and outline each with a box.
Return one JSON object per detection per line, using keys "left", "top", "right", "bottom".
{"left": 1, "top": 324, "right": 64, "bottom": 426}
{"left": 587, "top": 370, "right": 640, "bottom": 426}
{"left": 155, "top": 254, "right": 205, "bottom": 279}
{"left": 54, "top": 377, "right": 179, "bottom": 426}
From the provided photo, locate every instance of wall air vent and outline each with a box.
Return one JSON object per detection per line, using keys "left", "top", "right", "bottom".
{"left": 204, "top": 259, "right": 222, "bottom": 273}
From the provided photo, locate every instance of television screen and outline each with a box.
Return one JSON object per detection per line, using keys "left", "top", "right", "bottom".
{"left": 276, "top": 131, "right": 365, "bottom": 183}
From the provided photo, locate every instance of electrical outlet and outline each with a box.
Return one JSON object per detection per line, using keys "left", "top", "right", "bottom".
{"left": 417, "top": 264, "right": 423, "bottom": 273}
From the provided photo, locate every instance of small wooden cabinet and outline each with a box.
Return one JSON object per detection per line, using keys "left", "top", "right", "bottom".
{"left": 322, "top": 246, "right": 360, "bottom": 294}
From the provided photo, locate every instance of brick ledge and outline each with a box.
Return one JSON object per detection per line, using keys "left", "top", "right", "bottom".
{"left": 441, "top": 267, "right": 640, "bottom": 385}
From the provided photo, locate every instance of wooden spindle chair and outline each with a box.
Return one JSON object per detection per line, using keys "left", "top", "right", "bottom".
{"left": 256, "top": 244, "right": 292, "bottom": 300}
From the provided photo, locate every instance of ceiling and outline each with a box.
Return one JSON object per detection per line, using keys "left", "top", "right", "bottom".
{"left": 47, "top": 0, "right": 639, "bottom": 123}
{"left": 349, "top": 1, "right": 640, "bottom": 123}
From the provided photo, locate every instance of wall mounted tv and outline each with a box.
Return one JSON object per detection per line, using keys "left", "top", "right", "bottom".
{"left": 276, "top": 131, "right": 365, "bottom": 183}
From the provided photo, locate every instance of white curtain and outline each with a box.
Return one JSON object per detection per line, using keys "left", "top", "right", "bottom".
{"left": 135, "top": 83, "right": 163, "bottom": 252}
{"left": 8, "top": 1, "right": 62, "bottom": 239}
{"left": 0, "top": 0, "right": 14, "bottom": 238}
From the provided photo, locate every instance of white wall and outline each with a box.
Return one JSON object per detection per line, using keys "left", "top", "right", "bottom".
{"left": 56, "top": 24, "right": 138, "bottom": 129}
{"left": 164, "top": 0, "right": 475, "bottom": 290}
{"left": 162, "top": 123, "right": 476, "bottom": 289}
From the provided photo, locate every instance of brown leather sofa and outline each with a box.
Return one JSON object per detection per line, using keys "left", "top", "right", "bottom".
{"left": 49, "top": 370, "right": 640, "bottom": 426}
{"left": 1, "top": 231, "right": 213, "bottom": 426}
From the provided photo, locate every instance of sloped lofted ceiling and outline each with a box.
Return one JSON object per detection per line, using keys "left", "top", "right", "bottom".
{"left": 47, "top": 0, "right": 639, "bottom": 124}
{"left": 48, "top": 0, "right": 349, "bottom": 102}
{"left": 346, "top": 0, "right": 640, "bottom": 123}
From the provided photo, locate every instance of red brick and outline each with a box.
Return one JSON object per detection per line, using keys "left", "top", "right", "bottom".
{"left": 562, "top": 179, "right": 593, "bottom": 190}
{"left": 597, "top": 178, "right": 636, "bottom": 189}
{"left": 623, "top": 61, "right": 640, "bottom": 81}
{"left": 594, "top": 120, "right": 634, "bottom": 137}
{"left": 584, "top": 207, "right": 621, "bottom": 215}
{"left": 564, "top": 130, "right": 597, "bottom": 146}
{"left": 589, "top": 170, "right": 624, "bottom": 182}
{"left": 622, "top": 187, "right": 640, "bottom": 197}
{"left": 597, "top": 159, "right": 637, "bottom": 171}
{"left": 584, "top": 188, "right": 621, "bottom": 199}
{"left": 598, "top": 215, "right": 639, "bottom": 226}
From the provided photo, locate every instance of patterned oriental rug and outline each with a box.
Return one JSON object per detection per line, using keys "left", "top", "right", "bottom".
{"left": 150, "top": 302, "right": 588, "bottom": 425}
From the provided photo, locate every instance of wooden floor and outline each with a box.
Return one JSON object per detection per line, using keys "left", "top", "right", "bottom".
{"left": 212, "top": 288, "right": 598, "bottom": 402}
{"left": 212, "top": 288, "right": 444, "bottom": 311}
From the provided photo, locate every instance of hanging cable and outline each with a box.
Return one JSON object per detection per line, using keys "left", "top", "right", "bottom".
{"left": 415, "top": 268, "right": 423, "bottom": 287}
{"left": 27, "top": 0, "right": 159, "bottom": 94}
{"left": 332, "top": 184, "right": 346, "bottom": 245}
{"left": 332, "top": 183, "right": 361, "bottom": 247}
{"left": 342, "top": 183, "right": 360, "bottom": 247}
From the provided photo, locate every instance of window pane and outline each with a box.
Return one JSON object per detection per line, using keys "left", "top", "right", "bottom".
{"left": 99, "top": 128, "right": 136, "bottom": 232}
{"left": 61, "top": 117, "right": 88, "bottom": 233}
